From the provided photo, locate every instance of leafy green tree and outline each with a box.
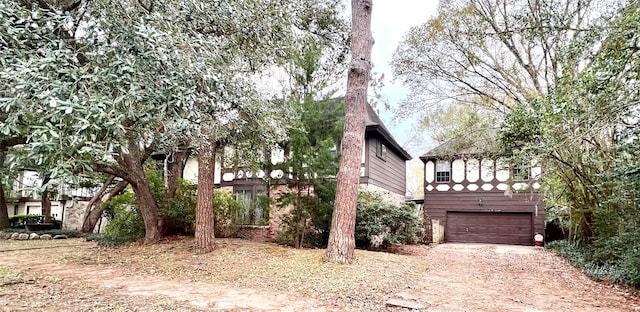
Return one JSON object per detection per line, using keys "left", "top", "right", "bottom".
{"left": 273, "top": 96, "right": 344, "bottom": 248}
{"left": 0, "top": 0, "right": 315, "bottom": 246}
{"left": 391, "top": 0, "right": 626, "bottom": 152}
{"left": 499, "top": 1, "right": 639, "bottom": 280}
{"left": 1, "top": 0, "right": 214, "bottom": 243}
{"left": 0, "top": 142, "right": 25, "bottom": 229}
{"left": 269, "top": 2, "right": 348, "bottom": 247}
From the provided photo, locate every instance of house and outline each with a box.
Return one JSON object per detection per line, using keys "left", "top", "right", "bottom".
{"left": 420, "top": 137, "right": 544, "bottom": 245}
{"left": 361, "top": 103, "right": 413, "bottom": 204}
{"left": 171, "top": 102, "right": 412, "bottom": 240}
{"left": 5, "top": 169, "right": 98, "bottom": 230}
{"left": 7, "top": 102, "right": 411, "bottom": 239}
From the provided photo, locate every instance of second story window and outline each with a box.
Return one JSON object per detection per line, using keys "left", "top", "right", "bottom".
{"left": 512, "top": 164, "right": 530, "bottom": 181}
{"left": 436, "top": 160, "right": 451, "bottom": 183}
{"left": 376, "top": 142, "right": 387, "bottom": 161}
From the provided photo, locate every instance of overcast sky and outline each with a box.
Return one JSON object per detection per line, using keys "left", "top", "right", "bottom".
{"left": 365, "top": 1, "right": 439, "bottom": 158}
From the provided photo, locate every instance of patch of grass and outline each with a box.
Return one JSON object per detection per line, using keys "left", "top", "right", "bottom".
{"left": 85, "top": 233, "right": 102, "bottom": 242}
{"left": 0, "top": 266, "right": 23, "bottom": 285}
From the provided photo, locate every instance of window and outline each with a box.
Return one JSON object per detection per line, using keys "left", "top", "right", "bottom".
{"left": 436, "top": 160, "right": 451, "bottom": 183}
{"left": 234, "top": 187, "right": 268, "bottom": 225}
{"left": 13, "top": 204, "right": 18, "bottom": 216}
{"left": 512, "top": 164, "right": 530, "bottom": 181}
{"left": 376, "top": 142, "right": 387, "bottom": 161}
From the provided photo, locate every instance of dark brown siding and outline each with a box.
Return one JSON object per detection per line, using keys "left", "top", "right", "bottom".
{"left": 363, "top": 135, "right": 406, "bottom": 195}
{"left": 446, "top": 211, "right": 533, "bottom": 245}
{"left": 425, "top": 191, "right": 544, "bottom": 245}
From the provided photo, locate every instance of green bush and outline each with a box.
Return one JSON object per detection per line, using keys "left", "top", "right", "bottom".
{"left": 1, "top": 228, "right": 80, "bottom": 237}
{"left": 161, "top": 179, "right": 198, "bottom": 235}
{"left": 9, "top": 214, "right": 61, "bottom": 228}
{"left": 213, "top": 189, "right": 249, "bottom": 238}
{"left": 547, "top": 239, "right": 640, "bottom": 287}
{"left": 99, "top": 192, "right": 145, "bottom": 247}
{"left": 38, "top": 229, "right": 80, "bottom": 237}
{"left": 355, "top": 191, "right": 421, "bottom": 248}
{"left": 275, "top": 181, "right": 335, "bottom": 248}
{"left": 85, "top": 233, "right": 102, "bottom": 242}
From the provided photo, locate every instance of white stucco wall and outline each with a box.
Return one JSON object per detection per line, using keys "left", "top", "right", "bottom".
{"left": 182, "top": 156, "right": 221, "bottom": 184}
{"left": 466, "top": 158, "right": 480, "bottom": 182}
{"left": 452, "top": 159, "right": 465, "bottom": 183}
{"left": 425, "top": 161, "right": 435, "bottom": 183}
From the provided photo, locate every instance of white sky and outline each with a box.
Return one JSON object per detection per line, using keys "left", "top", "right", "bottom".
{"left": 368, "top": 1, "right": 439, "bottom": 156}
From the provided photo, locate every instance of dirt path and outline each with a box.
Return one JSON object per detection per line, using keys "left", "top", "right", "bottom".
{"left": 2, "top": 241, "right": 639, "bottom": 311}
{"left": 0, "top": 252, "right": 336, "bottom": 311}
{"left": 388, "top": 243, "right": 640, "bottom": 311}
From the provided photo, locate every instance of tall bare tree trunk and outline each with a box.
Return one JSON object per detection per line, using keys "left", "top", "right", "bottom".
{"left": 195, "top": 126, "right": 216, "bottom": 253}
{"left": 324, "top": 0, "right": 373, "bottom": 264}
{"left": 41, "top": 174, "right": 52, "bottom": 223}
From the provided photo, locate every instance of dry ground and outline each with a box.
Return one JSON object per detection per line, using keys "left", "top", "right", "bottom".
{"left": 0, "top": 238, "right": 638, "bottom": 311}
{"left": 0, "top": 237, "right": 429, "bottom": 311}
{"left": 387, "top": 243, "right": 640, "bottom": 311}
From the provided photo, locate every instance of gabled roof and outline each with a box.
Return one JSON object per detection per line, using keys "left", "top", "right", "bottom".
{"left": 419, "top": 129, "right": 500, "bottom": 162}
{"left": 365, "top": 103, "right": 412, "bottom": 160}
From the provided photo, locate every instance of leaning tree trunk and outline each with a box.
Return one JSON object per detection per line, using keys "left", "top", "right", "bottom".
{"left": 0, "top": 182, "right": 10, "bottom": 230}
{"left": 81, "top": 179, "right": 128, "bottom": 233}
{"left": 194, "top": 126, "right": 217, "bottom": 253}
{"left": 112, "top": 138, "right": 162, "bottom": 244}
{"left": 41, "top": 175, "right": 52, "bottom": 223}
{"left": 324, "top": 0, "right": 373, "bottom": 264}
{"left": 130, "top": 173, "right": 162, "bottom": 244}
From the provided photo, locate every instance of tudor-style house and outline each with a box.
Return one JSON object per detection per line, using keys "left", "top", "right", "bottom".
{"left": 165, "top": 102, "right": 412, "bottom": 240}
{"left": 420, "top": 140, "right": 544, "bottom": 245}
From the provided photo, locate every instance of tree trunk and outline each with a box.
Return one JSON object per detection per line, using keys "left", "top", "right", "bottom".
{"left": 112, "top": 138, "right": 161, "bottom": 244}
{"left": 194, "top": 126, "right": 216, "bottom": 253}
{"left": 41, "top": 175, "right": 52, "bottom": 223}
{"left": 165, "top": 140, "right": 190, "bottom": 199}
{"left": 130, "top": 173, "right": 162, "bottom": 244}
{"left": 0, "top": 140, "right": 27, "bottom": 229}
{"left": 0, "top": 182, "right": 10, "bottom": 230}
{"left": 81, "top": 178, "right": 128, "bottom": 233}
{"left": 324, "top": 0, "right": 373, "bottom": 264}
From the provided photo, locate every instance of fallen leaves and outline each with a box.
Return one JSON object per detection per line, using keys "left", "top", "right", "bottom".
{"left": 0, "top": 237, "right": 429, "bottom": 310}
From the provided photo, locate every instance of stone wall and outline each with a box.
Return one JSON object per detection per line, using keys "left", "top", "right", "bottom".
{"left": 62, "top": 201, "right": 86, "bottom": 231}
{"left": 359, "top": 183, "right": 405, "bottom": 206}
{"left": 62, "top": 201, "right": 108, "bottom": 233}
{"left": 240, "top": 225, "right": 277, "bottom": 242}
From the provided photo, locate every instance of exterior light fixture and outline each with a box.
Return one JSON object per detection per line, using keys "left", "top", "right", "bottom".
{"left": 478, "top": 198, "right": 483, "bottom": 206}
{"left": 534, "top": 233, "right": 544, "bottom": 246}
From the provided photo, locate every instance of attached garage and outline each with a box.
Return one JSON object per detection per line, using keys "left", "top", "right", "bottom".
{"left": 446, "top": 212, "right": 533, "bottom": 245}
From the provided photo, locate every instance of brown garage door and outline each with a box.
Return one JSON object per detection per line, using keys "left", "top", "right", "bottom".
{"left": 446, "top": 212, "right": 533, "bottom": 245}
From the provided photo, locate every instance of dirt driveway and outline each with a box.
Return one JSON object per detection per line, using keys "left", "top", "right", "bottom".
{"left": 388, "top": 243, "right": 640, "bottom": 311}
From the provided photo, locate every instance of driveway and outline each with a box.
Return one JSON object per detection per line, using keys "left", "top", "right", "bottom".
{"left": 388, "top": 243, "right": 640, "bottom": 311}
